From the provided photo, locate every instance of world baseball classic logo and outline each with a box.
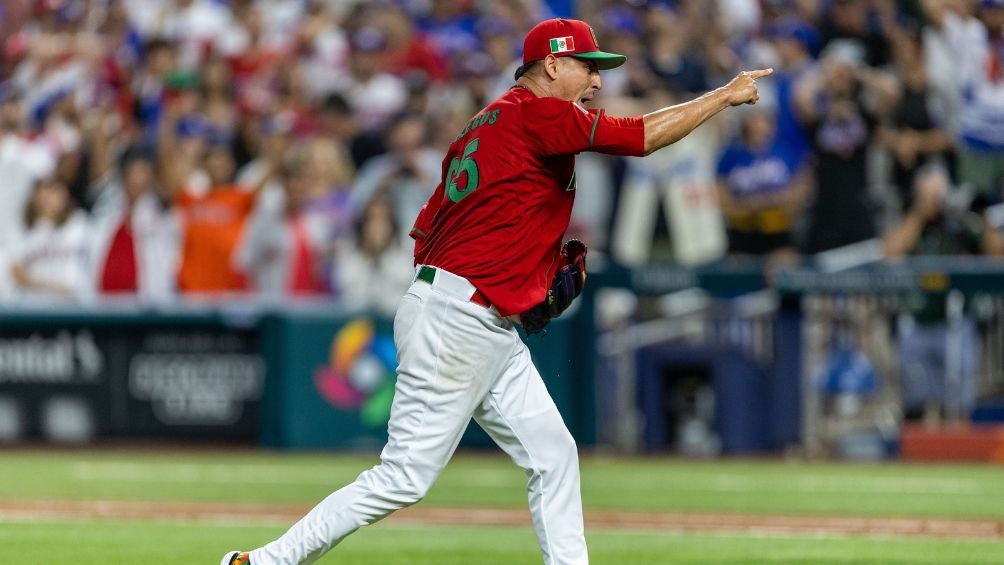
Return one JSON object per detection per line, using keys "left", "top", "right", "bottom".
{"left": 314, "top": 318, "right": 396, "bottom": 427}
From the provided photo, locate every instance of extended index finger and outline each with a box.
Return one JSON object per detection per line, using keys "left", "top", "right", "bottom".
{"left": 748, "top": 68, "right": 774, "bottom": 79}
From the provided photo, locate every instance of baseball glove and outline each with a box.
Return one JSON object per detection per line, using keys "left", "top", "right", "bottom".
{"left": 521, "top": 239, "right": 588, "bottom": 335}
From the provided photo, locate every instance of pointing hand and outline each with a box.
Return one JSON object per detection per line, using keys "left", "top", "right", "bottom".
{"left": 725, "top": 69, "right": 773, "bottom": 106}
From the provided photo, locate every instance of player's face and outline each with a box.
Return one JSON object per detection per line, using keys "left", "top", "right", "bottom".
{"left": 559, "top": 57, "right": 602, "bottom": 104}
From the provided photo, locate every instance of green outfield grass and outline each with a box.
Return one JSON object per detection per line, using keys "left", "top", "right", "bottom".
{"left": 0, "top": 518, "right": 1002, "bottom": 564}
{"left": 2, "top": 450, "right": 1004, "bottom": 564}
{"left": 2, "top": 451, "right": 1004, "bottom": 519}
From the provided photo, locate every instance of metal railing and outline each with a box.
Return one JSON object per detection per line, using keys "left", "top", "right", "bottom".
{"left": 594, "top": 257, "right": 1004, "bottom": 456}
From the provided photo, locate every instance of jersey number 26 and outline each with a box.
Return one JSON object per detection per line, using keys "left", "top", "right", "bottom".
{"left": 446, "top": 137, "right": 480, "bottom": 203}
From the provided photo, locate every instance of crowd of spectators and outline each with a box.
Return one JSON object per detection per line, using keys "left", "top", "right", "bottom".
{"left": 0, "top": 0, "right": 1002, "bottom": 310}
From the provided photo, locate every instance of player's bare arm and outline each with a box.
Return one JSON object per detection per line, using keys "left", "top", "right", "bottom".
{"left": 246, "top": 129, "right": 291, "bottom": 195}
{"left": 642, "top": 69, "right": 773, "bottom": 155}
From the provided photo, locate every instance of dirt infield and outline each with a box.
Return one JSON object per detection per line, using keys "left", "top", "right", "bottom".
{"left": 1, "top": 500, "right": 1001, "bottom": 540}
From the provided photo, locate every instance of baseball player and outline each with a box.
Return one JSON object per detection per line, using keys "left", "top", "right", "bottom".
{"left": 223, "top": 18, "right": 769, "bottom": 565}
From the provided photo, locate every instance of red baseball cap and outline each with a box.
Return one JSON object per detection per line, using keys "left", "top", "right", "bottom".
{"left": 519, "top": 19, "right": 626, "bottom": 75}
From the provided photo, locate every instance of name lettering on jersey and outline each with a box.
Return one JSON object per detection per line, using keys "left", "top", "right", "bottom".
{"left": 452, "top": 108, "right": 501, "bottom": 143}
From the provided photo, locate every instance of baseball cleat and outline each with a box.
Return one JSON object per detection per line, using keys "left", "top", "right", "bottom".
{"left": 220, "top": 550, "right": 250, "bottom": 565}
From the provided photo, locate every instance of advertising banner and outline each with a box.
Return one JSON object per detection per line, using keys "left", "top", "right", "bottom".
{"left": 0, "top": 316, "right": 263, "bottom": 442}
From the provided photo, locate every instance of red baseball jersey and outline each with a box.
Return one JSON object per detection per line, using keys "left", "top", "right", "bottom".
{"left": 411, "top": 86, "right": 644, "bottom": 316}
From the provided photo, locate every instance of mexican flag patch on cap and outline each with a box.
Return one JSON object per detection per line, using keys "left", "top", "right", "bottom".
{"left": 550, "top": 36, "right": 574, "bottom": 53}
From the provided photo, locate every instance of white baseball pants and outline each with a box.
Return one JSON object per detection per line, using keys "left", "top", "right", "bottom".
{"left": 250, "top": 266, "right": 587, "bottom": 564}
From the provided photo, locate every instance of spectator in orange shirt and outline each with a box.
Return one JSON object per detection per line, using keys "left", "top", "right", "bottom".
{"left": 159, "top": 101, "right": 284, "bottom": 294}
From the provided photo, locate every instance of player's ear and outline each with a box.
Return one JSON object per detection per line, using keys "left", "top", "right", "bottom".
{"left": 543, "top": 55, "right": 561, "bottom": 80}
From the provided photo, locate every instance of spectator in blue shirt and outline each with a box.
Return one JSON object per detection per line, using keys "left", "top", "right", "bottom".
{"left": 716, "top": 105, "right": 810, "bottom": 256}
{"left": 764, "top": 17, "right": 820, "bottom": 162}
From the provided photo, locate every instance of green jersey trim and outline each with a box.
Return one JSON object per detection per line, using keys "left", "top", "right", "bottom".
{"left": 588, "top": 109, "right": 601, "bottom": 149}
